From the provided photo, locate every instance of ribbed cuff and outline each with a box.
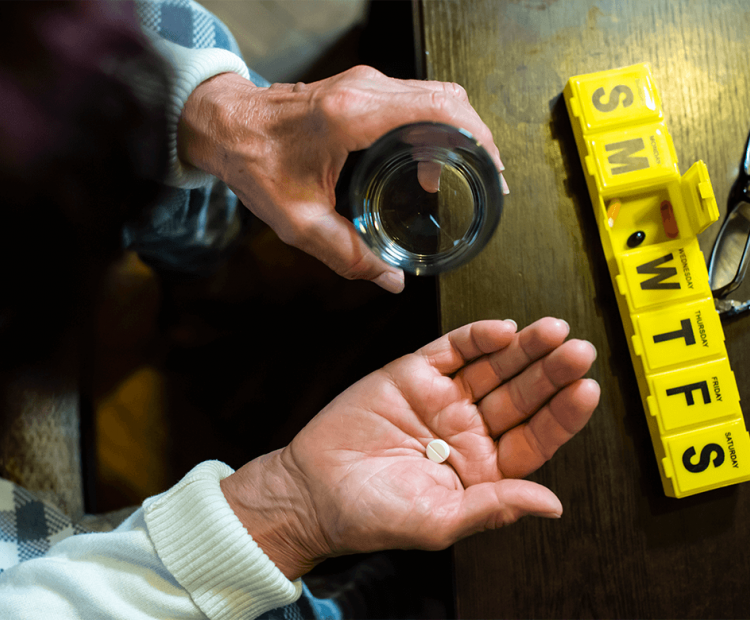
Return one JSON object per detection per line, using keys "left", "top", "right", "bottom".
{"left": 145, "top": 35, "right": 251, "bottom": 189}
{"left": 144, "top": 461, "right": 302, "bottom": 620}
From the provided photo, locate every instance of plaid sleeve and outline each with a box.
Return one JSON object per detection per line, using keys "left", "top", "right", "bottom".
{"left": 125, "top": 0, "right": 269, "bottom": 271}
{"left": 132, "top": 0, "right": 268, "bottom": 192}
{"left": 135, "top": 0, "right": 241, "bottom": 54}
{"left": 0, "top": 478, "right": 341, "bottom": 619}
{"left": 0, "top": 479, "right": 87, "bottom": 574}
{"left": 135, "top": 0, "right": 269, "bottom": 87}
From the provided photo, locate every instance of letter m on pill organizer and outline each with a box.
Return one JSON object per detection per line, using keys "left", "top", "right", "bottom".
{"left": 564, "top": 63, "right": 750, "bottom": 498}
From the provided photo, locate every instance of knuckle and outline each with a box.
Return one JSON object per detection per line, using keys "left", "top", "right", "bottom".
{"left": 428, "top": 90, "right": 459, "bottom": 120}
{"left": 337, "top": 252, "right": 371, "bottom": 281}
{"left": 425, "top": 534, "right": 451, "bottom": 551}
{"left": 428, "top": 90, "right": 448, "bottom": 114}
{"left": 528, "top": 426, "right": 555, "bottom": 463}
{"left": 508, "top": 380, "right": 532, "bottom": 417}
{"left": 318, "top": 66, "right": 385, "bottom": 115}
{"left": 273, "top": 214, "right": 309, "bottom": 248}
{"left": 456, "top": 372, "right": 476, "bottom": 402}
{"left": 348, "top": 64, "right": 385, "bottom": 81}
{"left": 317, "top": 85, "right": 361, "bottom": 120}
{"left": 274, "top": 225, "right": 300, "bottom": 248}
{"left": 447, "top": 81, "right": 468, "bottom": 100}
{"left": 419, "top": 524, "right": 452, "bottom": 551}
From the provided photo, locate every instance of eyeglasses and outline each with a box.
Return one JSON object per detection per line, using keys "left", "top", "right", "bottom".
{"left": 708, "top": 129, "right": 750, "bottom": 317}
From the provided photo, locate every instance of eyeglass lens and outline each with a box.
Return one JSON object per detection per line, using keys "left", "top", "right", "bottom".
{"left": 710, "top": 201, "right": 750, "bottom": 292}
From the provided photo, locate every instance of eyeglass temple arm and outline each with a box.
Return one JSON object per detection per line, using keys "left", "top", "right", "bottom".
{"left": 715, "top": 297, "right": 750, "bottom": 317}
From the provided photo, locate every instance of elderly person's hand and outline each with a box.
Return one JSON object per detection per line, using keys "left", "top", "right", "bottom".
{"left": 177, "top": 66, "right": 507, "bottom": 294}
{"left": 221, "top": 317, "right": 599, "bottom": 580}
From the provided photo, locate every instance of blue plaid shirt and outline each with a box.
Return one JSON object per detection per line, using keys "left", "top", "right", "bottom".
{"left": 0, "top": 466, "right": 339, "bottom": 620}
{"left": 0, "top": 3, "right": 340, "bottom": 618}
{"left": 124, "top": 0, "right": 270, "bottom": 276}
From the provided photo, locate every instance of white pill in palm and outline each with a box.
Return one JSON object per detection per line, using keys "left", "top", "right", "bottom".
{"left": 426, "top": 439, "right": 450, "bottom": 463}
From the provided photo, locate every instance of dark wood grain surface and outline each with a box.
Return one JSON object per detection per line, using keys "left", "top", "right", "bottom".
{"left": 417, "top": 0, "right": 750, "bottom": 617}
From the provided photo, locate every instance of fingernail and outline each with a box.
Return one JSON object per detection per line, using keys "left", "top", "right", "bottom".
{"left": 504, "top": 319, "right": 517, "bottom": 330}
{"left": 373, "top": 270, "right": 405, "bottom": 294}
{"left": 585, "top": 340, "right": 598, "bottom": 361}
{"left": 500, "top": 173, "right": 509, "bottom": 195}
{"left": 532, "top": 510, "right": 562, "bottom": 519}
{"left": 559, "top": 319, "right": 570, "bottom": 335}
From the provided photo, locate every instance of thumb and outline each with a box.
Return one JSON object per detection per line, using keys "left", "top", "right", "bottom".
{"left": 302, "top": 209, "right": 405, "bottom": 294}
{"left": 452, "top": 479, "right": 563, "bottom": 540}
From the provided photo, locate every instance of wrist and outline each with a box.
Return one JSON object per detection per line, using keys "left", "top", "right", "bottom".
{"left": 220, "top": 448, "right": 330, "bottom": 581}
{"left": 177, "top": 73, "right": 317, "bottom": 191}
{"left": 145, "top": 35, "right": 250, "bottom": 188}
{"left": 177, "top": 72, "right": 255, "bottom": 175}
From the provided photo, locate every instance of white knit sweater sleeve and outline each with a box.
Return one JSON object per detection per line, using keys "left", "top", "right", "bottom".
{"left": 144, "top": 460, "right": 302, "bottom": 619}
{"left": 144, "top": 32, "right": 251, "bottom": 189}
{"left": 0, "top": 461, "right": 302, "bottom": 620}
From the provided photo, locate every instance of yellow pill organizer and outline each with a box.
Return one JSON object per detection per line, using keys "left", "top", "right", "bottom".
{"left": 563, "top": 63, "right": 750, "bottom": 497}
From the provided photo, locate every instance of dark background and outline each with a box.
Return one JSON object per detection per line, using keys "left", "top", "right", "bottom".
{"left": 90, "top": 2, "right": 454, "bottom": 617}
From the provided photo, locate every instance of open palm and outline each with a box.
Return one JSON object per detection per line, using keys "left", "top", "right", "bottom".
{"left": 284, "top": 317, "right": 600, "bottom": 559}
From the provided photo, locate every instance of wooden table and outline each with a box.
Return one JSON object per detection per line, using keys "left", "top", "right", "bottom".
{"left": 416, "top": 0, "right": 750, "bottom": 617}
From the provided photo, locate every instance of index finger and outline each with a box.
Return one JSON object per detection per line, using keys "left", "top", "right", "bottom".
{"left": 344, "top": 89, "right": 504, "bottom": 175}
{"left": 395, "top": 90, "right": 503, "bottom": 173}
{"left": 452, "top": 317, "right": 572, "bottom": 402}
{"left": 417, "top": 319, "right": 519, "bottom": 375}
{"left": 389, "top": 78, "right": 505, "bottom": 173}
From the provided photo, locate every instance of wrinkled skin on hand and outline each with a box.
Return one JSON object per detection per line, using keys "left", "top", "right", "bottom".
{"left": 222, "top": 317, "right": 600, "bottom": 580}
{"left": 178, "top": 66, "right": 507, "bottom": 294}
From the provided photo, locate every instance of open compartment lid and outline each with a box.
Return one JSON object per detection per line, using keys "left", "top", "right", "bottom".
{"left": 680, "top": 160, "right": 720, "bottom": 235}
